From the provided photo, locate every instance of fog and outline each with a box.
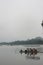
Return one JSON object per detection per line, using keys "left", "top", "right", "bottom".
{"left": 0, "top": 0, "right": 43, "bottom": 42}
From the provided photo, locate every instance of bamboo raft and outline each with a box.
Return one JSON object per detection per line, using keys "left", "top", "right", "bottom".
{"left": 19, "top": 48, "right": 43, "bottom": 56}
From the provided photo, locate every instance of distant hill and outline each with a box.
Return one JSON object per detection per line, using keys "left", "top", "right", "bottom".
{"left": 0, "top": 37, "right": 43, "bottom": 45}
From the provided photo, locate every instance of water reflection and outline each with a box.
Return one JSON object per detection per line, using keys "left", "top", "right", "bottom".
{"left": 19, "top": 52, "right": 40, "bottom": 60}
{"left": 19, "top": 49, "right": 40, "bottom": 60}
{"left": 25, "top": 55, "right": 40, "bottom": 60}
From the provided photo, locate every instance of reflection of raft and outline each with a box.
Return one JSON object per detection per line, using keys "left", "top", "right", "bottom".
{"left": 26, "top": 55, "right": 40, "bottom": 60}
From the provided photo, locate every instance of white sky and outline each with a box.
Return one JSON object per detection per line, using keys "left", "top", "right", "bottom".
{"left": 0, "top": 0, "right": 43, "bottom": 42}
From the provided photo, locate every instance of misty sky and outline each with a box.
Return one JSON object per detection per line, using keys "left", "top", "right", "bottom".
{"left": 0, "top": 0, "right": 43, "bottom": 42}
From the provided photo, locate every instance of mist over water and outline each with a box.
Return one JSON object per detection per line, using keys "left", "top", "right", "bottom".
{"left": 0, "top": 45, "right": 43, "bottom": 65}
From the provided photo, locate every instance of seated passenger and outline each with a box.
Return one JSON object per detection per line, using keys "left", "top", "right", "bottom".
{"left": 30, "top": 48, "right": 33, "bottom": 56}
{"left": 25, "top": 50, "right": 27, "bottom": 54}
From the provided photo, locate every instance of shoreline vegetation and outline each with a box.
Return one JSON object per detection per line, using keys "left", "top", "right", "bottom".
{"left": 0, "top": 37, "right": 43, "bottom": 46}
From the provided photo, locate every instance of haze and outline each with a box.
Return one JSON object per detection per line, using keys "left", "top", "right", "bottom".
{"left": 0, "top": 0, "right": 43, "bottom": 42}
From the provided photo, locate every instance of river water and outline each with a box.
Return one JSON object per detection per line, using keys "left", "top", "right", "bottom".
{"left": 0, "top": 45, "right": 43, "bottom": 65}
